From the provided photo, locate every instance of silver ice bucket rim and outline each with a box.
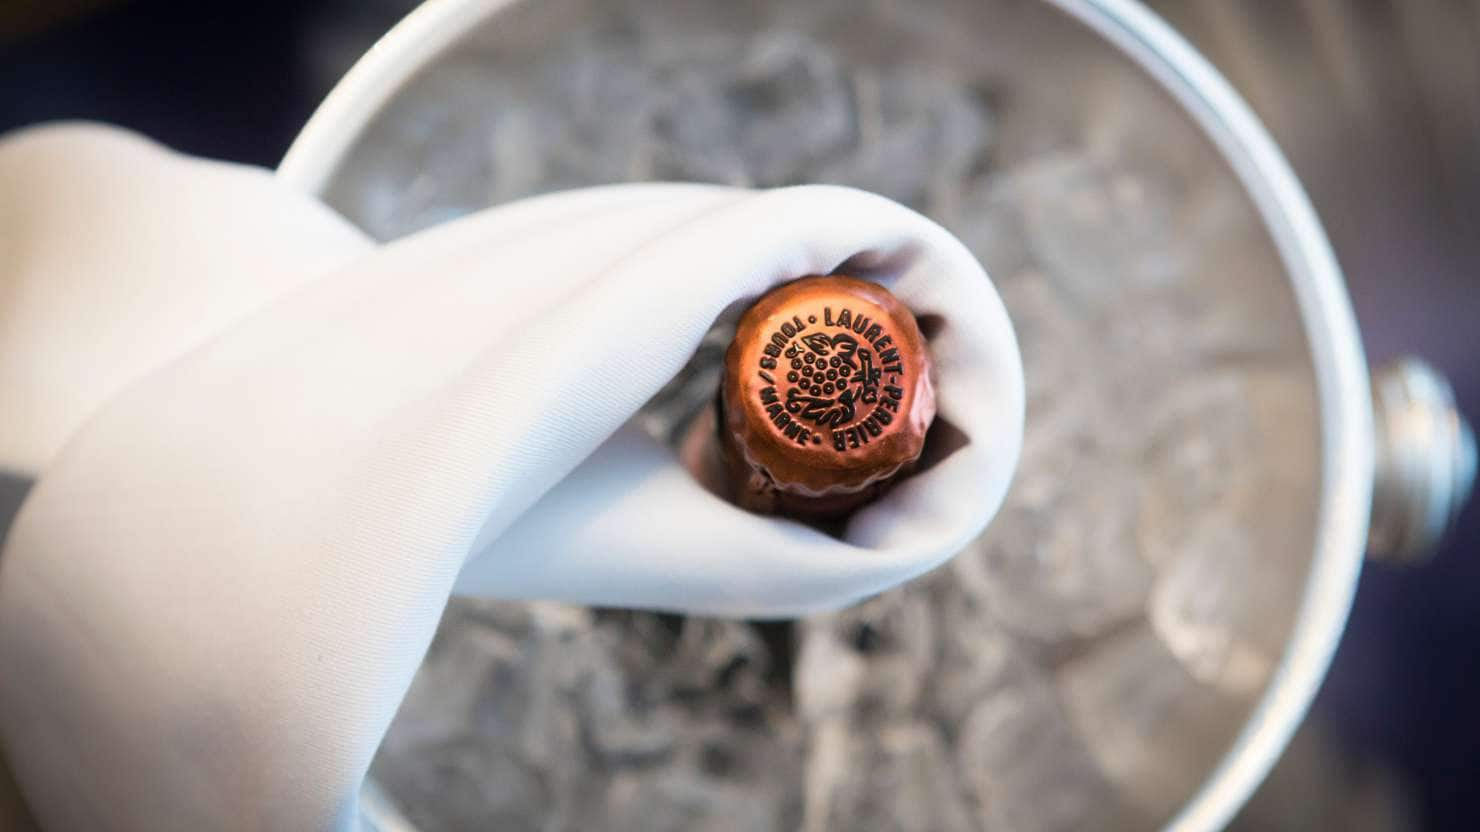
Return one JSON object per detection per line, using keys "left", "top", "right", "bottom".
{"left": 278, "top": 1, "right": 1375, "bottom": 829}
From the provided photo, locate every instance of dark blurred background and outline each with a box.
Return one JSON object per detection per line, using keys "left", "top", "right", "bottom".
{"left": 2, "top": 0, "right": 1476, "bottom": 828}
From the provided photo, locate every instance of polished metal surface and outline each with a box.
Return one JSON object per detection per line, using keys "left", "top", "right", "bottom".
{"left": 1135, "top": 5, "right": 1478, "bottom": 825}
{"left": 282, "top": 0, "right": 1376, "bottom": 829}
{"left": 1036, "top": 6, "right": 1371, "bottom": 829}
{"left": 1368, "top": 358, "right": 1477, "bottom": 564}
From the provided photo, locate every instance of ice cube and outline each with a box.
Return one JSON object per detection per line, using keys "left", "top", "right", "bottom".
{"left": 922, "top": 571, "right": 1028, "bottom": 728}
{"left": 1134, "top": 371, "right": 1260, "bottom": 570}
{"left": 960, "top": 438, "right": 1152, "bottom": 644}
{"left": 1057, "top": 623, "right": 1246, "bottom": 824}
{"left": 815, "top": 68, "right": 992, "bottom": 209}
{"left": 648, "top": 32, "right": 855, "bottom": 187}
{"left": 1148, "top": 515, "right": 1275, "bottom": 697}
{"left": 798, "top": 588, "right": 937, "bottom": 720}
{"left": 803, "top": 720, "right": 976, "bottom": 832}
{"left": 600, "top": 766, "right": 793, "bottom": 832}
{"left": 955, "top": 666, "right": 1118, "bottom": 832}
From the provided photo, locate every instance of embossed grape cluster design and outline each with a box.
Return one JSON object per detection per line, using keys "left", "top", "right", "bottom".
{"left": 783, "top": 332, "right": 882, "bottom": 428}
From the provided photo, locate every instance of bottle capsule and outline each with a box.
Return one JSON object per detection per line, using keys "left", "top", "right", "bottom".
{"left": 720, "top": 275, "right": 936, "bottom": 518}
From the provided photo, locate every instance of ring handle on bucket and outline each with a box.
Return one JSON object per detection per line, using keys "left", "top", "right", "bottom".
{"left": 1367, "top": 358, "right": 1476, "bottom": 564}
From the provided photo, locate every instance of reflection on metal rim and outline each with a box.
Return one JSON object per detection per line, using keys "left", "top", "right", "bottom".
{"left": 279, "top": 0, "right": 525, "bottom": 196}
{"left": 1038, "top": 4, "right": 1372, "bottom": 831}
{"left": 278, "top": 1, "right": 1376, "bottom": 829}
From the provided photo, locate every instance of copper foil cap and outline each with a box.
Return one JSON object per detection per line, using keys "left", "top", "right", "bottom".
{"left": 721, "top": 275, "right": 936, "bottom": 516}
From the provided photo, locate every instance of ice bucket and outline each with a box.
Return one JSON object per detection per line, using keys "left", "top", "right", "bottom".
{"left": 278, "top": 0, "right": 1475, "bottom": 828}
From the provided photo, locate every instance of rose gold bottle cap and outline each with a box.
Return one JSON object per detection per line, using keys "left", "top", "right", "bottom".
{"left": 721, "top": 275, "right": 936, "bottom": 516}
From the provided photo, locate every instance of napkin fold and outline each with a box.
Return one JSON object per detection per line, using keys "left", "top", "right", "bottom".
{"left": 0, "top": 124, "right": 1022, "bottom": 831}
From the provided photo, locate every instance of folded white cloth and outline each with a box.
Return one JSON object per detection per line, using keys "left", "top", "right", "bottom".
{"left": 0, "top": 125, "right": 1022, "bottom": 830}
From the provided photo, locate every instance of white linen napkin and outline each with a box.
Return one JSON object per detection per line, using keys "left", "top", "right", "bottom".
{"left": 0, "top": 124, "right": 1022, "bottom": 831}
